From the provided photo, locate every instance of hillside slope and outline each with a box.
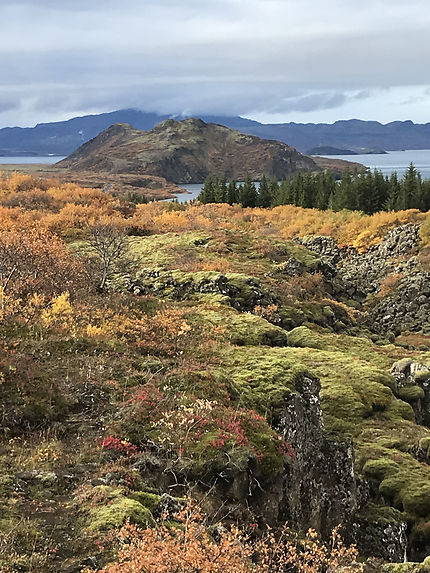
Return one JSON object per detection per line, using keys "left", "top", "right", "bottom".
{"left": 57, "top": 119, "right": 318, "bottom": 183}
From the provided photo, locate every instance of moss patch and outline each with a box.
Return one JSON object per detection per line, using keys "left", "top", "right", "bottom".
{"left": 88, "top": 497, "right": 154, "bottom": 531}
{"left": 190, "top": 306, "right": 288, "bottom": 346}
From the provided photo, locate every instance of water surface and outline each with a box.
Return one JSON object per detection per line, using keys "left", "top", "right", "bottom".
{"left": 0, "top": 156, "right": 65, "bottom": 164}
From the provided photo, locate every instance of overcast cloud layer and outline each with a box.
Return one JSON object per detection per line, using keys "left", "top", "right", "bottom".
{"left": 0, "top": 0, "right": 429, "bottom": 127}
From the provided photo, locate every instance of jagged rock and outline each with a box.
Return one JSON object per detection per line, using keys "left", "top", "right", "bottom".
{"left": 344, "top": 517, "right": 408, "bottom": 562}
{"left": 368, "top": 271, "right": 430, "bottom": 335}
{"left": 278, "top": 375, "right": 360, "bottom": 537}
{"left": 276, "top": 257, "right": 306, "bottom": 276}
{"left": 299, "top": 224, "right": 427, "bottom": 334}
{"left": 298, "top": 235, "right": 346, "bottom": 278}
{"left": 152, "top": 493, "right": 184, "bottom": 519}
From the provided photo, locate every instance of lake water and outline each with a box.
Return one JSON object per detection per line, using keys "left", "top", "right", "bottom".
{"left": 317, "top": 149, "right": 430, "bottom": 179}
{"left": 0, "top": 156, "right": 65, "bottom": 164}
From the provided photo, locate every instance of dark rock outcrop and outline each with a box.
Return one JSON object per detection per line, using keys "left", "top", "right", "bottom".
{"left": 278, "top": 375, "right": 359, "bottom": 537}
{"left": 368, "top": 271, "right": 430, "bottom": 335}
{"left": 128, "top": 269, "right": 279, "bottom": 313}
{"left": 277, "top": 374, "right": 408, "bottom": 561}
{"left": 299, "top": 224, "right": 429, "bottom": 335}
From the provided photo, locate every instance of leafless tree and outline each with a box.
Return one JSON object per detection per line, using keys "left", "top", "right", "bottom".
{"left": 87, "top": 223, "right": 133, "bottom": 291}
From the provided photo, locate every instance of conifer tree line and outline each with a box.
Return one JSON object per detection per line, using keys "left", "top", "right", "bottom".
{"left": 197, "top": 163, "right": 430, "bottom": 214}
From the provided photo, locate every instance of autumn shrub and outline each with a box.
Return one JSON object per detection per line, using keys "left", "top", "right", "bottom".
{"left": 0, "top": 227, "right": 88, "bottom": 303}
{"left": 420, "top": 213, "right": 430, "bottom": 247}
{"left": 86, "top": 501, "right": 363, "bottom": 573}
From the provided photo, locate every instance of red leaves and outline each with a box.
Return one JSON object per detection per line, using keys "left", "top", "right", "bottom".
{"left": 100, "top": 436, "right": 138, "bottom": 456}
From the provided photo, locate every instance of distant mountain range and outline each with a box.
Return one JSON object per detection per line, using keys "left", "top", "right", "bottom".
{"left": 1, "top": 109, "right": 430, "bottom": 156}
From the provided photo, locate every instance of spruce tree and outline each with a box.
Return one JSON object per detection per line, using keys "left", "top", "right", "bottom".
{"left": 240, "top": 175, "right": 258, "bottom": 208}
{"left": 402, "top": 163, "right": 419, "bottom": 210}
{"left": 226, "top": 179, "right": 238, "bottom": 204}
{"left": 198, "top": 175, "right": 216, "bottom": 203}
{"left": 269, "top": 177, "right": 280, "bottom": 206}
{"left": 214, "top": 177, "right": 227, "bottom": 203}
{"left": 257, "top": 175, "right": 272, "bottom": 207}
{"left": 385, "top": 172, "right": 401, "bottom": 211}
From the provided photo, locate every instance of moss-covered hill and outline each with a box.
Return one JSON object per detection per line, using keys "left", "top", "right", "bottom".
{"left": 1, "top": 188, "right": 430, "bottom": 572}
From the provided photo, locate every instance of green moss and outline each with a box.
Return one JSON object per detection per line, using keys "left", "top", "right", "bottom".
{"left": 128, "top": 231, "right": 209, "bottom": 268}
{"left": 358, "top": 448, "right": 430, "bottom": 519}
{"left": 130, "top": 491, "right": 162, "bottom": 511}
{"left": 88, "top": 497, "right": 155, "bottom": 531}
{"left": 402, "top": 482, "right": 430, "bottom": 517}
{"left": 287, "top": 326, "right": 394, "bottom": 371}
{"left": 382, "top": 565, "right": 424, "bottom": 573}
{"left": 213, "top": 347, "right": 309, "bottom": 418}
{"left": 358, "top": 503, "right": 405, "bottom": 525}
{"left": 398, "top": 385, "right": 425, "bottom": 402}
{"left": 212, "top": 343, "right": 414, "bottom": 435}
{"left": 190, "top": 307, "right": 288, "bottom": 346}
{"left": 363, "top": 459, "right": 401, "bottom": 480}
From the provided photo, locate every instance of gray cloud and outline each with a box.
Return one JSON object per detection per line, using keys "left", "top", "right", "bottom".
{"left": 0, "top": 0, "right": 429, "bottom": 126}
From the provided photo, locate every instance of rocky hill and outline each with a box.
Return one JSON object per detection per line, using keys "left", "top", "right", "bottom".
{"left": 57, "top": 119, "right": 318, "bottom": 183}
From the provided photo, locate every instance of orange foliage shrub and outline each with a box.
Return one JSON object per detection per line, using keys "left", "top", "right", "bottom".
{"left": 420, "top": 213, "right": 430, "bottom": 247}
{"left": 87, "top": 502, "right": 363, "bottom": 573}
{"left": 200, "top": 260, "right": 232, "bottom": 273}
{"left": 130, "top": 202, "right": 427, "bottom": 251}
{"left": 0, "top": 171, "right": 427, "bottom": 250}
{"left": 0, "top": 227, "right": 87, "bottom": 302}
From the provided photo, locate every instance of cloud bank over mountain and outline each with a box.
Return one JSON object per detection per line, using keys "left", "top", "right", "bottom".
{"left": 1, "top": 0, "right": 429, "bottom": 126}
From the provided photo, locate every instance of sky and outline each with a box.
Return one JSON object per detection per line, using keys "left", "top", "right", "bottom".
{"left": 0, "top": 0, "right": 429, "bottom": 128}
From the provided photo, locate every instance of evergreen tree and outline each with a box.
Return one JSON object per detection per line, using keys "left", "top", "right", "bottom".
{"left": 257, "top": 175, "right": 272, "bottom": 207}
{"left": 315, "top": 171, "right": 334, "bottom": 210}
{"left": 226, "top": 179, "right": 238, "bottom": 204}
{"left": 214, "top": 177, "right": 227, "bottom": 203}
{"left": 402, "top": 163, "right": 420, "bottom": 210}
{"left": 385, "top": 172, "right": 401, "bottom": 211}
{"left": 198, "top": 175, "right": 216, "bottom": 203}
{"left": 269, "top": 177, "right": 280, "bottom": 206}
{"left": 421, "top": 180, "right": 430, "bottom": 211}
{"left": 337, "top": 169, "right": 353, "bottom": 210}
{"left": 301, "top": 173, "right": 316, "bottom": 209}
{"left": 372, "top": 169, "right": 390, "bottom": 213}
{"left": 359, "top": 169, "right": 377, "bottom": 214}
{"left": 292, "top": 172, "right": 305, "bottom": 206}
{"left": 272, "top": 180, "right": 289, "bottom": 206}
{"left": 240, "top": 175, "right": 258, "bottom": 208}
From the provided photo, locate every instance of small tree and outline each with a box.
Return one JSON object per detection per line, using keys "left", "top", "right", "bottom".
{"left": 87, "top": 223, "right": 133, "bottom": 291}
